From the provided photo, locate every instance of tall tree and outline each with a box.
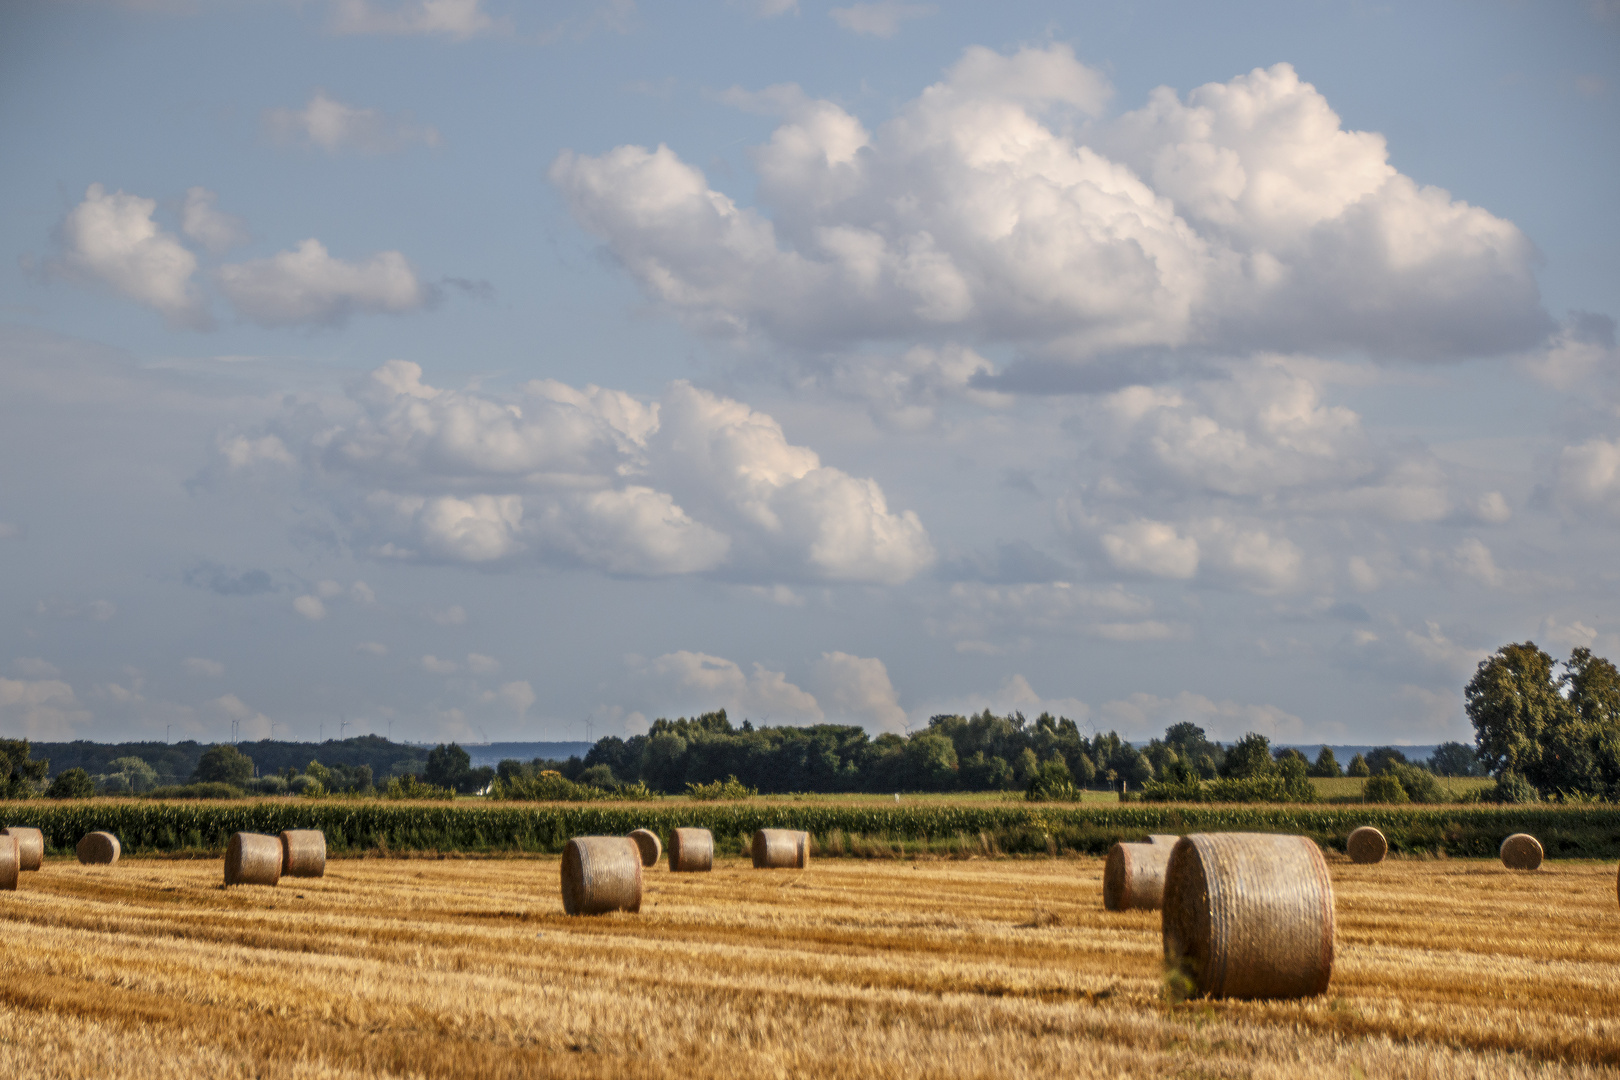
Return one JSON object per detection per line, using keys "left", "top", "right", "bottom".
{"left": 1464, "top": 642, "right": 1570, "bottom": 778}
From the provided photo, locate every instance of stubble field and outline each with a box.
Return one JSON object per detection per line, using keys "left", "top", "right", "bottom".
{"left": 0, "top": 853, "right": 1616, "bottom": 1079}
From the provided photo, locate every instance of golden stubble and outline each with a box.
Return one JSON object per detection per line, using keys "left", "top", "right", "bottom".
{"left": 0, "top": 854, "right": 1616, "bottom": 1079}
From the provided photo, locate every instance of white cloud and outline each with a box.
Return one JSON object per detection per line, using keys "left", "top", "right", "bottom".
{"left": 217, "top": 239, "right": 431, "bottom": 328}
{"left": 356, "top": 641, "right": 389, "bottom": 656}
{"left": 205, "top": 693, "right": 272, "bottom": 739}
{"left": 735, "top": 0, "right": 798, "bottom": 16}
{"left": 496, "top": 680, "right": 534, "bottom": 714}
{"left": 829, "top": 2, "right": 934, "bottom": 38}
{"left": 421, "top": 654, "right": 459, "bottom": 674}
{"left": 265, "top": 91, "right": 441, "bottom": 155}
{"left": 553, "top": 50, "right": 1545, "bottom": 365}
{"left": 270, "top": 361, "right": 932, "bottom": 583}
{"left": 466, "top": 652, "right": 501, "bottom": 674}
{"left": 13, "top": 658, "right": 61, "bottom": 679}
{"left": 0, "top": 677, "right": 91, "bottom": 738}
{"left": 350, "top": 581, "right": 376, "bottom": 604}
{"left": 327, "top": 0, "right": 505, "bottom": 39}
{"left": 182, "top": 657, "right": 224, "bottom": 678}
{"left": 812, "top": 652, "right": 906, "bottom": 731}
{"left": 1550, "top": 437, "right": 1620, "bottom": 516}
{"left": 54, "top": 183, "right": 208, "bottom": 329}
{"left": 218, "top": 433, "right": 296, "bottom": 469}
{"left": 1100, "top": 519, "right": 1200, "bottom": 579}
{"left": 643, "top": 651, "right": 823, "bottom": 722}
{"left": 180, "top": 187, "right": 249, "bottom": 254}
{"left": 293, "top": 595, "right": 327, "bottom": 620}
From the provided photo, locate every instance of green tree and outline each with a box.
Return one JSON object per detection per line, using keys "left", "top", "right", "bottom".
{"left": 1220, "top": 733, "right": 1276, "bottom": 780}
{"left": 638, "top": 732, "right": 688, "bottom": 793}
{"left": 1363, "top": 772, "right": 1408, "bottom": 804}
{"left": 1365, "top": 746, "right": 1408, "bottom": 775}
{"left": 192, "top": 744, "right": 253, "bottom": 786}
{"left": 46, "top": 767, "right": 94, "bottom": 799}
{"left": 0, "top": 738, "right": 50, "bottom": 798}
{"left": 1428, "top": 742, "right": 1479, "bottom": 777}
{"left": 901, "top": 732, "right": 959, "bottom": 790}
{"left": 107, "top": 756, "right": 159, "bottom": 793}
{"left": 1309, "top": 746, "right": 1342, "bottom": 778}
{"left": 1465, "top": 641, "right": 1569, "bottom": 779}
{"left": 424, "top": 743, "right": 473, "bottom": 793}
{"left": 1347, "top": 752, "right": 1370, "bottom": 777}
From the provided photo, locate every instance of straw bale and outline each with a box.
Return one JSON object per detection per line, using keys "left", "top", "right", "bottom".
{"left": 1346, "top": 826, "right": 1387, "bottom": 865}
{"left": 1103, "top": 841, "right": 1171, "bottom": 911}
{"left": 561, "top": 836, "right": 643, "bottom": 915}
{"left": 1, "top": 826, "right": 45, "bottom": 871}
{"left": 1149, "top": 834, "right": 1180, "bottom": 847}
{"left": 628, "top": 828, "right": 662, "bottom": 868}
{"left": 1499, "top": 833, "right": 1543, "bottom": 871}
{"left": 1162, "top": 832, "right": 1335, "bottom": 1000}
{"left": 76, "top": 831, "right": 120, "bottom": 865}
{"left": 0, "top": 835, "right": 16, "bottom": 892}
{"left": 224, "top": 832, "right": 282, "bottom": 887}
{"left": 668, "top": 827, "right": 714, "bottom": 873}
{"left": 752, "top": 828, "right": 809, "bottom": 869}
{"left": 279, "top": 830, "right": 327, "bottom": 878}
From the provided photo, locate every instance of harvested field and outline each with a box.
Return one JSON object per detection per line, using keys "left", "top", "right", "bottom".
{"left": 0, "top": 855, "right": 1616, "bottom": 1078}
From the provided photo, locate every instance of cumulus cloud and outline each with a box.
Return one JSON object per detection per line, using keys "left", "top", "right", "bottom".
{"left": 216, "top": 240, "right": 432, "bottom": 328}
{"left": 180, "top": 187, "right": 249, "bottom": 254}
{"left": 421, "top": 654, "right": 459, "bottom": 674}
{"left": 265, "top": 91, "right": 441, "bottom": 154}
{"left": 552, "top": 48, "right": 1546, "bottom": 367}
{"left": 0, "top": 676, "right": 91, "bottom": 738}
{"left": 53, "top": 183, "right": 209, "bottom": 328}
{"left": 327, "top": 0, "right": 506, "bottom": 39}
{"left": 1550, "top": 437, "right": 1620, "bottom": 517}
{"left": 265, "top": 361, "right": 931, "bottom": 583}
{"left": 642, "top": 651, "right": 822, "bottom": 722}
{"left": 829, "top": 2, "right": 935, "bottom": 37}
{"left": 293, "top": 595, "right": 326, "bottom": 620}
{"left": 812, "top": 652, "right": 907, "bottom": 730}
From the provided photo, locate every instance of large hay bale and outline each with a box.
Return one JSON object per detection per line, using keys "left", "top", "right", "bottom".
{"left": 1149, "top": 834, "right": 1180, "bottom": 847}
{"left": 628, "top": 828, "right": 662, "bottom": 868}
{"left": 76, "top": 831, "right": 120, "bottom": 865}
{"left": 561, "top": 836, "right": 643, "bottom": 915}
{"left": 279, "top": 830, "right": 326, "bottom": 878}
{"left": 0, "top": 835, "right": 17, "bottom": 892}
{"left": 1, "top": 827, "right": 44, "bottom": 872}
{"left": 1500, "top": 833, "right": 1543, "bottom": 870}
{"left": 224, "top": 832, "right": 282, "bottom": 887}
{"left": 1162, "top": 833, "right": 1335, "bottom": 1000}
{"left": 668, "top": 827, "right": 713, "bottom": 873}
{"left": 1346, "top": 826, "right": 1387, "bottom": 865}
{"left": 752, "top": 829, "right": 809, "bottom": 869}
{"left": 1103, "top": 841, "right": 1171, "bottom": 911}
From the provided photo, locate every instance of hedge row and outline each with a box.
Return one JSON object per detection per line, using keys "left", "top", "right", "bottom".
{"left": 4, "top": 800, "right": 1619, "bottom": 859}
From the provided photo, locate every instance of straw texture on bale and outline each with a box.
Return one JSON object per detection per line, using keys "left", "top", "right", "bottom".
{"left": 1103, "top": 841, "right": 1171, "bottom": 911}
{"left": 76, "top": 831, "right": 120, "bottom": 865}
{"left": 279, "top": 830, "right": 326, "bottom": 878}
{"left": 1162, "top": 832, "right": 1336, "bottom": 1001}
{"left": 628, "top": 828, "right": 661, "bottom": 868}
{"left": 1499, "top": 833, "right": 1543, "bottom": 871}
{"left": 1149, "top": 834, "right": 1180, "bottom": 847}
{"left": 668, "top": 827, "right": 714, "bottom": 873}
{"left": 0, "top": 835, "right": 17, "bottom": 892}
{"left": 1, "top": 826, "right": 44, "bottom": 871}
{"left": 752, "top": 828, "right": 809, "bottom": 869}
{"left": 560, "top": 836, "right": 643, "bottom": 916}
{"left": 224, "top": 832, "right": 282, "bottom": 887}
{"left": 1346, "top": 826, "right": 1388, "bottom": 865}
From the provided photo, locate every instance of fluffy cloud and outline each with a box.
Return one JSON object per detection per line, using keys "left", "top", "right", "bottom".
{"left": 0, "top": 677, "right": 91, "bottom": 737}
{"left": 265, "top": 91, "right": 441, "bottom": 154}
{"left": 829, "top": 2, "right": 935, "bottom": 37}
{"left": 1550, "top": 437, "right": 1620, "bottom": 517}
{"left": 216, "top": 240, "right": 432, "bottom": 328}
{"left": 180, "top": 187, "right": 249, "bottom": 254}
{"left": 553, "top": 48, "right": 1545, "bottom": 366}
{"left": 327, "top": 0, "right": 505, "bottom": 38}
{"left": 642, "top": 651, "right": 823, "bottom": 722}
{"left": 293, "top": 595, "right": 326, "bottom": 620}
{"left": 812, "top": 652, "right": 907, "bottom": 731}
{"left": 270, "top": 361, "right": 933, "bottom": 583}
{"left": 54, "top": 184, "right": 209, "bottom": 328}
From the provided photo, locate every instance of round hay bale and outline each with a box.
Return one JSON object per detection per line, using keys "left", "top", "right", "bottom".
{"left": 628, "top": 829, "right": 662, "bottom": 868}
{"left": 668, "top": 827, "right": 713, "bottom": 873}
{"left": 224, "top": 832, "right": 282, "bottom": 887}
{"left": 76, "top": 831, "right": 120, "bottom": 865}
{"left": 279, "top": 830, "right": 326, "bottom": 878}
{"left": 561, "top": 836, "right": 642, "bottom": 915}
{"left": 1, "top": 827, "right": 45, "bottom": 872}
{"left": 1162, "top": 833, "right": 1335, "bottom": 1000}
{"left": 1149, "top": 834, "right": 1180, "bottom": 847}
{"left": 0, "top": 835, "right": 17, "bottom": 892}
{"left": 1103, "top": 841, "right": 1171, "bottom": 911}
{"left": 1346, "top": 826, "right": 1387, "bottom": 865}
{"left": 752, "top": 829, "right": 809, "bottom": 869}
{"left": 1500, "top": 833, "right": 1543, "bottom": 870}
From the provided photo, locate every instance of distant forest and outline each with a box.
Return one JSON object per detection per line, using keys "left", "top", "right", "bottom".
{"left": 30, "top": 735, "right": 429, "bottom": 785}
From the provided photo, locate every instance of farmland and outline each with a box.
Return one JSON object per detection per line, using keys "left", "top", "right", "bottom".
{"left": 1, "top": 853, "right": 1616, "bottom": 1078}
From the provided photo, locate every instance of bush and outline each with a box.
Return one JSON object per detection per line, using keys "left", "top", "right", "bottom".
{"left": 145, "top": 782, "right": 244, "bottom": 799}
{"left": 1387, "top": 762, "right": 1445, "bottom": 803}
{"left": 686, "top": 775, "right": 758, "bottom": 801}
{"left": 193, "top": 745, "right": 254, "bottom": 787}
{"left": 490, "top": 770, "right": 654, "bottom": 802}
{"left": 1489, "top": 771, "right": 1540, "bottom": 804}
{"left": 1347, "top": 753, "right": 1371, "bottom": 777}
{"left": 46, "top": 768, "right": 95, "bottom": 799}
{"left": 1139, "top": 770, "right": 1318, "bottom": 804}
{"left": 1363, "top": 773, "right": 1409, "bottom": 803}
{"left": 1026, "top": 758, "right": 1083, "bottom": 801}
{"left": 384, "top": 775, "right": 456, "bottom": 800}
{"left": 248, "top": 775, "right": 289, "bottom": 795}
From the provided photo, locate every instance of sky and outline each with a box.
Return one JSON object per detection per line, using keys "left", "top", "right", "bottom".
{"left": 2, "top": 0, "right": 1618, "bottom": 750}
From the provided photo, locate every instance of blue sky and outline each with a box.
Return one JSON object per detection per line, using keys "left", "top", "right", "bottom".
{"left": 2, "top": 0, "right": 1617, "bottom": 748}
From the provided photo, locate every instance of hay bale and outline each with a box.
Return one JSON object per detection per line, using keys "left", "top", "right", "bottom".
{"left": 224, "top": 832, "right": 282, "bottom": 887}
{"left": 1162, "top": 832, "right": 1335, "bottom": 1000}
{"left": 1, "top": 827, "right": 44, "bottom": 872}
{"left": 279, "top": 829, "right": 326, "bottom": 878}
{"left": 1149, "top": 834, "right": 1180, "bottom": 847}
{"left": 76, "top": 831, "right": 120, "bottom": 865}
{"left": 752, "top": 829, "right": 809, "bottom": 869}
{"left": 0, "top": 835, "right": 17, "bottom": 892}
{"left": 1103, "top": 841, "right": 1171, "bottom": 911}
{"left": 1346, "top": 826, "right": 1387, "bottom": 865}
{"left": 1500, "top": 833, "right": 1543, "bottom": 870}
{"left": 628, "top": 828, "right": 662, "bottom": 868}
{"left": 668, "top": 827, "right": 713, "bottom": 873}
{"left": 561, "top": 836, "right": 642, "bottom": 915}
